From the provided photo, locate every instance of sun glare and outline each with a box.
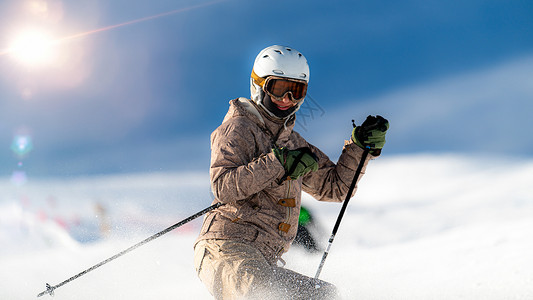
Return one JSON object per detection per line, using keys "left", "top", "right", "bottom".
{"left": 8, "top": 29, "right": 58, "bottom": 66}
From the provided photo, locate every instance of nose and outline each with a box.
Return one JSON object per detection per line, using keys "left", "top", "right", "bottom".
{"left": 282, "top": 93, "right": 292, "bottom": 103}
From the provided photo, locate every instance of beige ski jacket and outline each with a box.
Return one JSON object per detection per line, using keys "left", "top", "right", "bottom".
{"left": 195, "top": 98, "right": 374, "bottom": 264}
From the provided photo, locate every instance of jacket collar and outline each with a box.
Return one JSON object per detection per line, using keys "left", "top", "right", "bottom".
{"left": 225, "top": 98, "right": 295, "bottom": 145}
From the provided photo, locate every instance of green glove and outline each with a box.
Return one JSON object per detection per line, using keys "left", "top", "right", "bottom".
{"left": 352, "top": 115, "right": 389, "bottom": 156}
{"left": 273, "top": 147, "right": 319, "bottom": 181}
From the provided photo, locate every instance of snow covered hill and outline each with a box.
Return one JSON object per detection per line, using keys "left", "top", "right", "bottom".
{"left": 1, "top": 154, "right": 532, "bottom": 299}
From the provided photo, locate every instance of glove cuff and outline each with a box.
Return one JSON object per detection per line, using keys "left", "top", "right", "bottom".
{"left": 351, "top": 127, "right": 365, "bottom": 149}
{"left": 272, "top": 147, "right": 286, "bottom": 164}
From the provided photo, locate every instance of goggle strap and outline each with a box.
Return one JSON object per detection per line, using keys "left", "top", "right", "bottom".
{"left": 251, "top": 70, "right": 266, "bottom": 87}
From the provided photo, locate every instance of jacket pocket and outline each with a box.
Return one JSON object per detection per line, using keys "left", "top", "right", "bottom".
{"left": 233, "top": 197, "right": 261, "bottom": 220}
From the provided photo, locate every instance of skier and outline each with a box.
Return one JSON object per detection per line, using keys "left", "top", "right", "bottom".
{"left": 194, "top": 45, "right": 388, "bottom": 299}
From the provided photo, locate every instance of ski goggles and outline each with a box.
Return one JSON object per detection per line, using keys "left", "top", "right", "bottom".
{"left": 252, "top": 71, "right": 308, "bottom": 103}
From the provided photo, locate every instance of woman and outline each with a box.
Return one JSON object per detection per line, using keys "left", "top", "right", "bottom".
{"left": 194, "top": 45, "right": 388, "bottom": 299}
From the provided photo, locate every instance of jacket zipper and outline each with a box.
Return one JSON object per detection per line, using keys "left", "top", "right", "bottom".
{"left": 285, "top": 180, "right": 292, "bottom": 232}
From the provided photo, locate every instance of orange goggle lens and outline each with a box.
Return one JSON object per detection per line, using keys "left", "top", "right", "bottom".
{"left": 263, "top": 77, "right": 308, "bottom": 102}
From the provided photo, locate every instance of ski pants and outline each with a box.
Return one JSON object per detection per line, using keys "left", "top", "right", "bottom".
{"left": 194, "top": 239, "right": 339, "bottom": 300}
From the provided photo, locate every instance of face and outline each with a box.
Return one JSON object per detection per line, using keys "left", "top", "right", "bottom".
{"left": 270, "top": 94, "right": 297, "bottom": 111}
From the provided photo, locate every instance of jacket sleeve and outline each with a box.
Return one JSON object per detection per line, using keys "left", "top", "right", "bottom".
{"left": 210, "top": 118, "right": 285, "bottom": 204}
{"left": 301, "top": 139, "right": 375, "bottom": 203}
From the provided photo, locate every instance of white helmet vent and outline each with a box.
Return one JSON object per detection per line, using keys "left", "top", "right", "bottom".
{"left": 250, "top": 45, "right": 310, "bottom": 119}
{"left": 253, "top": 45, "right": 309, "bottom": 81}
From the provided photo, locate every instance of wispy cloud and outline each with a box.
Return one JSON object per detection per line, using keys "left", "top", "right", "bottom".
{"left": 304, "top": 54, "right": 533, "bottom": 157}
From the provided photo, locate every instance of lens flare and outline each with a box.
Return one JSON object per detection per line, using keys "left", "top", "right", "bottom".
{"left": 11, "top": 170, "right": 28, "bottom": 186}
{"left": 11, "top": 135, "right": 34, "bottom": 158}
{"left": 0, "top": 0, "right": 228, "bottom": 63}
{"left": 7, "top": 29, "right": 58, "bottom": 66}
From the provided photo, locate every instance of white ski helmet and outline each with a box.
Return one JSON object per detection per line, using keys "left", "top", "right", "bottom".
{"left": 250, "top": 45, "right": 310, "bottom": 119}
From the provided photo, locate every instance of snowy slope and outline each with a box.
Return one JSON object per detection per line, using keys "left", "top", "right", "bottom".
{"left": 1, "top": 154, "right": 532, "bottom": 299}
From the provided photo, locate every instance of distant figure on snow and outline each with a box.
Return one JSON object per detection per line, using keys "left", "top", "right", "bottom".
{"left": 293, "top": 205, "right": 320, "bottom": 253}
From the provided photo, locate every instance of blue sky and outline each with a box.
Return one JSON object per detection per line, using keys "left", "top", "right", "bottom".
{"left": 1, "top": 0, "right": 532, "bottom": 177}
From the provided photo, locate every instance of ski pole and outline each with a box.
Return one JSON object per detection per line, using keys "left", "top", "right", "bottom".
{"left": 314, "top": 147, "right": 370, "bottom": 280}
{"left": 37, "top": 201, "right": 224, "bottom": 297}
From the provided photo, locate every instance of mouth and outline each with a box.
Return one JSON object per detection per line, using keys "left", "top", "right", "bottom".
{"left": 276, "top": 104, "right": 292, "bottom": 111}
